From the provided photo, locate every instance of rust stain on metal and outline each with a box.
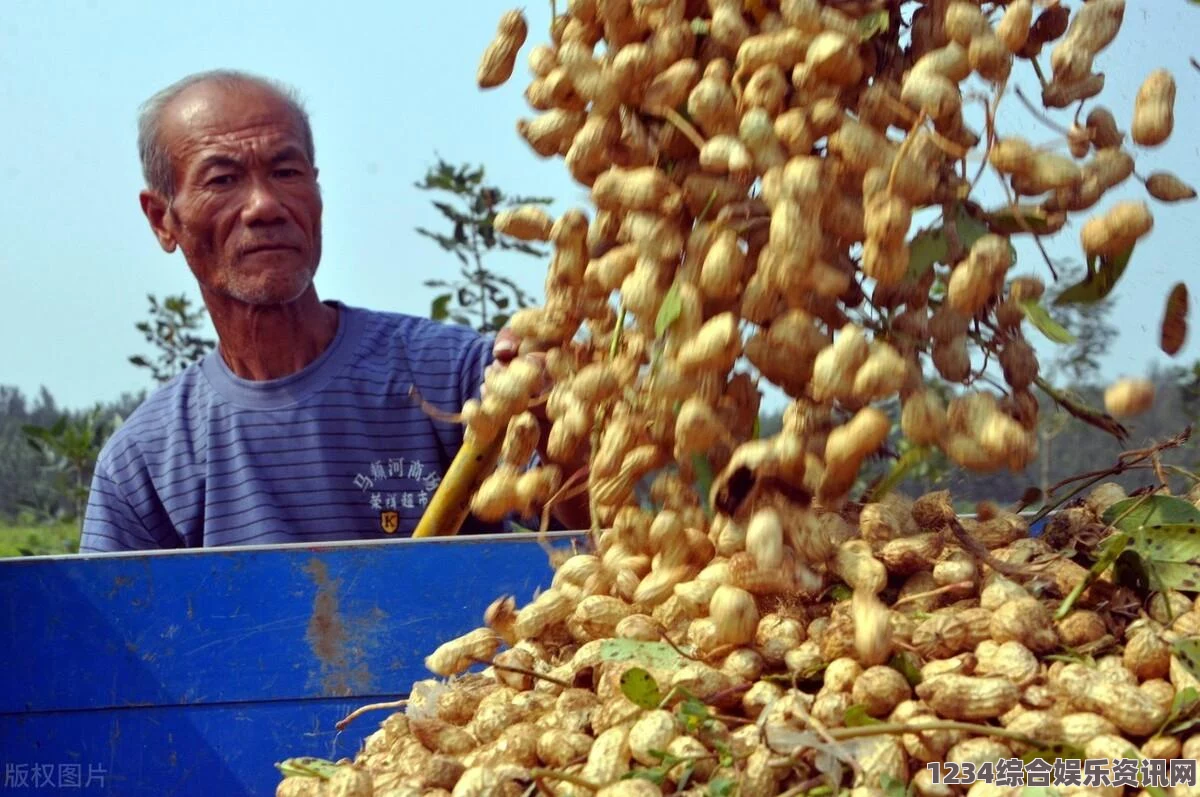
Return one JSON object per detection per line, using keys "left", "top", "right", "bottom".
{"left": 302, "top": 559, "right": 372, "bottom": 696}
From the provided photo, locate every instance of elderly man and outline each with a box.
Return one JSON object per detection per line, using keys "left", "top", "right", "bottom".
{"left": 79, "top": 70, "right": 572, "bottom": 552}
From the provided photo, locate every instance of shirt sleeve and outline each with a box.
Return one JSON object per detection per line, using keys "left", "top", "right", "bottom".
{"left": 456, "top": 332, "right": 494, "bottom": 406}
{"left": 79, "top": 460, "right": 179, "bottom": 553}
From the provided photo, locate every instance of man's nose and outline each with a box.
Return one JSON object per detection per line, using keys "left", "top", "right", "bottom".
{"left": 241, "top": 178, "right": 287, "bottom": 225}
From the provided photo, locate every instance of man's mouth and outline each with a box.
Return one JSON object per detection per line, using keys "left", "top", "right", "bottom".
{"left": 243, "top": 244, "right": 296, "bottom": 254}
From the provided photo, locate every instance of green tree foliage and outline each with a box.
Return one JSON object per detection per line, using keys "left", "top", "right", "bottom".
{"left": 7, "top": 292, "right": 214, "bottom": 539}
{"left": 1044, "top": 261, "right": 1120, "bottom": 387}
{"left": 129, "top": 293, "right": 216, "bottom": 384}
{"left": 414, "top": 157, "right": 554, "bottom": 334}
{"left": 0, "top": 387, "right": 143, "bottom": 529}
{"left": 22, "top": 408, "right": 123, "bottom": 533}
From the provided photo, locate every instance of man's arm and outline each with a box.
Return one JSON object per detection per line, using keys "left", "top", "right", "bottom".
{"left": 79, "top": 462, "right": 178, "bottom": 553}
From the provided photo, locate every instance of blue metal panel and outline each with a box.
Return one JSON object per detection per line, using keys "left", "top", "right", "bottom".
{"left": 0, "top": 515, "right": 1052, "bottom": 796}
{"left": 0, "top": 533, "right": 583, "bottom": 797}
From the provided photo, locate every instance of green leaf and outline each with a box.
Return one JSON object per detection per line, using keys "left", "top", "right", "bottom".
{"left": 712, "top": 739, "right": 734, "bottom": 768}
{"left": 868, "top": 445, "right": 931, "bottom": 502}
{"left": 707, "top": 777, "right": 737, "bottom": 797}
{"left": 888, "top": 651, "right": 923, "bottom": 687}
{"left": 879, "top": 774, "right": 908, "bottom": 797}
{"left": 275, "top": 757, "right": 341, "bottom": 780}
{"left": 1053, "top": 245, "right": 1137, "bottom": 306}
{"left": 1172, "top": 637, "right": 1200, "bottom": 683}
{"left": 1163, "top": 686, "right": 1200, "bottom": 735}
{"left": 599, "top": 639, "right": 688, "bottom": 670}
{"left": 1099, "top": 496, "right": 1200, "bottom": 592}
{"left": 1103, "top": 495, "right": 1200, "bottom": 529}
{"left": 1125, "top": 524, "right": 1200, "bottom": 592}
{"left": 1055, "top": 531, "right": 1130, "bottom": 620}
{"left": 982, "top": 205, "right": 1063, "bottom": 236}
{"left": 751, "top": 415, "right": 762, "bottom": 440}
{"left": 1021, "top": 743, "right": 1085, "bottom": 766}
{"left": 830, "top": 584, "right": 853, "bottom": 602}
{"left": 906, "top": 226, "right": 949, "bottom": 281}
{"left": 906, "top": 206, "right": 995, "bottom": 281}
{"left": 857, "top": 8, "right": 890, "bottom": 40}
{"left": 692, "top": 453, "right": 716, "bottom": 519}
{"left": 655, "top": 282, "right": 684, "bottom": 338}
{"left": 1019, "top": 300, "right": 1077, "bottom": 344}
{"left": 430, "top": 293, "right": 453, "bottom": 321}
{"left": 677, "top": 696, "right": 712, "bottom": 732}
{"left": 844, "top": 704, "right": 884, "bottom": 727}
{"left": 624, "top": 767, "right": 669, "bottom": 785}
{"left": 620, "top": 667, "right": 664, "bottom": 709}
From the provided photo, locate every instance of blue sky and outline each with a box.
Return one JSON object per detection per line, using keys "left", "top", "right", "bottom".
{"left": 1, "top": 1, "right": 1196, "bottom": 413}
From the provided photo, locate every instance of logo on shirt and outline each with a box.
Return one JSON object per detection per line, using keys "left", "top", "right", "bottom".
{"left": 351, "top": 458, "right": 442, "bottom": 533}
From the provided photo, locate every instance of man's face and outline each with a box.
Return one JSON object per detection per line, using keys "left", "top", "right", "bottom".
{"left": 141, "top": 82, "right": 323, "bottom": 306}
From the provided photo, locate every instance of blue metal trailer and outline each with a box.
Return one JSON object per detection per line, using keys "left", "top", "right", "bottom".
{"left": 0, "top": 532, "right": 584, "bottom": 796}
{"left": 0, "top": 517, "right": 1049, "bottom": 796}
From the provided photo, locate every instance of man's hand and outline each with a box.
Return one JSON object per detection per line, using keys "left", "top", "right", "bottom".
{"left": 484, "top": 325, "right": 591, "bottom": 530}
{"left": 492, "top": 326, "right": 521, "bottom": 365}
{"left": 484, "top": 327, "right": 549, "bottom": 413}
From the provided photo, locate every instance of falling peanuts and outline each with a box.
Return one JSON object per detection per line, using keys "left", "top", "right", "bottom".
{"left": 910, "top": 42, "right": 971, "bottom": 83}
{"left": 805, "top": 31, "right": 862, "bottom": 86}
{"left": 851, "top": 341, "right": 909, "bottom": 403}
{"left": 1104, "top": 377, "right": 1155, "bottom": 417}
{"left": 1146, "top": 172, "right": 1197, "bottom": 203}
{"left": 675, "top": 312, "right": 742, "bottom": 374}
{"left": 518, "top": 110, "right": 588, "bottom": 158}
{"left": 493, "top": 206, "right": 554, "bottom": 242}
{"left": 1132, "top": 68, "right": 1176, "bottom": 148}
{"left": 700, "top": 135, "right": 755, "bottom": 179}
{"left": 709, "top": 584, "right": 759, "bottom": 646}
{"left": 592, "top": 166, "right": 682, "bottom": 216}
{"left": 477, "top": 10, "right": 528, "bottom": 89}
{"left": 820, "top": 408, "right": 891, "bottom": 501}
{"left": 996, "top": 0, "right": 1033, "bottom": 53}
{"left": 1080, "top": 200, "right": 1153, "bottom": 259}
{"left": 271, "top": 3, "right": 1199, "bottom": 794}
{"left": 1050, "top": 0, "right": 1125, "bottom": 85}
{"left": 687, "top": 61, "right": 739, "bottom": 138}
{"left": 425, "top": 628, "right": 502, "bottom": 677}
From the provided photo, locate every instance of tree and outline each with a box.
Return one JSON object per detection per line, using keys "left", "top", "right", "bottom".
{"left": 22, "top": 406, "right": 122, "bottom": 532}
{"left": 129, "top": 293, "right": 216, "bottom": 384}
{"left": 414, "top": 157, "right": 555, "bottom": 334}
{"left": 1044, "top": 262, "right": 1120, "bottom": 388}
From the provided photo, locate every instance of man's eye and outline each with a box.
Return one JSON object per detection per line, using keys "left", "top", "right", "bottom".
{"left": 274, "top": 168, "right": 302, "bottom": 178}
{"left": 207, "top": 174, "right": 237, "bottom": 187}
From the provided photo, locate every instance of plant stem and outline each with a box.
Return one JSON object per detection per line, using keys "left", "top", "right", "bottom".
{"left": 528, "top": 769, "right": 601, "bottom": 790}
{"left": 824, "top": 720, "right": 1039, "bottom": 747}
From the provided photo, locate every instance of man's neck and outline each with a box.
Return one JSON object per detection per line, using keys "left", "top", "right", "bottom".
{"left": 204, "top": 287, "right": 341, "bottom": 381}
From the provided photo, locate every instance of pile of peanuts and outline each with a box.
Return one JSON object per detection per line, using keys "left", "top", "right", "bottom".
{"left": 278, "top": 482, "right": 1200, "bottom": 796}
{"left": 277, "top": 1, "right": 1197, "bottom": 794}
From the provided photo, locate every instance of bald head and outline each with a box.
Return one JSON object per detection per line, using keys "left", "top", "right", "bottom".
{"left": 137, "top": 70, "right": 315, "bottom": 198}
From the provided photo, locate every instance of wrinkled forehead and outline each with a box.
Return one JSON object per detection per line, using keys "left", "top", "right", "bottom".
{"left": 161, "top": 82, "right": 309, "bottom": 166}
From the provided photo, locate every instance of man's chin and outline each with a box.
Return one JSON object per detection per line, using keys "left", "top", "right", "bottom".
{"left": 222, "top": 277, "right": 315, "bottom": 308}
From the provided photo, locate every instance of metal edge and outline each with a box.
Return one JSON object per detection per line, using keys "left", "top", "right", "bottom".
{"left": 0, "top": 529, "right": 594, "bottom": 564}
{"left": 0, "top": 510, "right": 1056, "bottom": 565}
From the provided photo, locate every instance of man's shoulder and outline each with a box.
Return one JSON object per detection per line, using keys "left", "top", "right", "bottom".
{"left": 350, "top": 305, "right": 491, "bottom": 365}
{"left": 356, "top": 306, "right": 488, "bottom": 342}
{"left": 97, "top": 365, "right": 211, "bottom": 469}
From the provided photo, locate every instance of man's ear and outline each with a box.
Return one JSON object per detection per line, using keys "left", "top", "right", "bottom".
{"left": 139, "top": 190, "right": 178, "bottom": 254}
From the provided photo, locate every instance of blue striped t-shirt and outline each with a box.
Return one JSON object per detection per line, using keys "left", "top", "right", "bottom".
{"left": 79, "top": 302, "right": 496, "bottom": 552}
